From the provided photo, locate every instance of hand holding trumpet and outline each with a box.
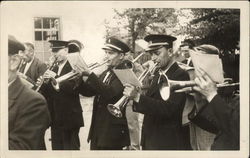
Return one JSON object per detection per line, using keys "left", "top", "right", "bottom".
{"left": 123, "top": 84, "right": 141, "bottom": 103}
{"left": 193, "top": 68, "right": 218, "bottom": 102}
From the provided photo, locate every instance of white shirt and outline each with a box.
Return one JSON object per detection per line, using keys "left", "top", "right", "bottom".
{"left": 23, "top": 57, "right": 34, "bottom": 75}
{"left": 57, "top": 60, "right": 67, "bottom": 76}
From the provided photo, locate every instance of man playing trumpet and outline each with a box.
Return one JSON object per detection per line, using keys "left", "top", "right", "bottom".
{"left": 188, "top": 45, "right": 239, "bottom": 150}
{"left": 37, "top": 40, "right": 84, "bottom": 150}
{"left": 123, "top": 34, "right": 191, "bottom": 150}
{"left": 76, "top": 37, "right": 132, "bottom": 150}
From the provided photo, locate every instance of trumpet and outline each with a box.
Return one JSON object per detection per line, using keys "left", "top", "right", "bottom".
{"left": 51, "top": 59, "right": 109, "bottom": 90}
{"left": 173, "top": 81, "right": 240, "bottom": 93}
{"left": 107, "top": 62, "right": 159, "bottom": 118}
{"left": 158, "top": 75, "right": 239, "bottom": 100}
{"left": 35, "top": 57, "right": 59, "bottom": 92}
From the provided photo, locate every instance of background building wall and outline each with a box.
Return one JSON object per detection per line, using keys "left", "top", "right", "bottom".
{"left": 3, "top": 1, "right": 115, "bottom": 64}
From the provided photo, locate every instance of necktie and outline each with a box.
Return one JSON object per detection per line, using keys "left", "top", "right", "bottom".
{"left": 19, "top": 62, "right": 27, "bottom": 73}
{"left": 51, "top": 64, "right": 59, "bottom": 74}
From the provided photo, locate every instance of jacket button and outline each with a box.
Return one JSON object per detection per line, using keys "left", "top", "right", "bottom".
{"left": 121, "top": 130, "right": 124, "bottom": 134}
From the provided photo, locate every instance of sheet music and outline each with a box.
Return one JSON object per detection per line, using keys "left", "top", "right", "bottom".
{"left": 190, "top": 51, "right": 224, "bottom": 83}
{"left": 113, "top": 69, "right": 142, "bottom": 87}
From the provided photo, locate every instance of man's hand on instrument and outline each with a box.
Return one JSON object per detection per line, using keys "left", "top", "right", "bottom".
{"left": 73, "top": 64, "right": 92, "bottom": 77}
{"left": 193, "top": 67, "right": 217, "bottom": 102}
{"left": 43, "top": 70, "right": 57, "bottom": 79}
{"left": 123, "top": 84, "right": 141, "bottom": 103}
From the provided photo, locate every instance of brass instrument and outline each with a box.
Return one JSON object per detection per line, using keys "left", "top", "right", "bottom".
{"left": 174, "top": 81, "right": 240, "bottom": 93}
{"left": 35, "top": 57, "right": 58, "bottom": 92}
{"left": 158, "top": 75, "right": 239, "bottom": 100}
{"left": 51, "top": 59, "right": 109, "bottom": 90}
{"left": 107, "top": 62, "right": 159, "bottom": 118}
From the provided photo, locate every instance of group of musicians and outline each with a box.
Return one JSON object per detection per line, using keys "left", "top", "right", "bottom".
{"left": 8, "top": 33, "right": 239, "bottom": 150}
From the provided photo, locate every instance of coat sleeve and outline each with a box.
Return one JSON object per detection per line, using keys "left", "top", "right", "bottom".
{"left": 195, "top": 95, "right": 239, "bottom": 137}
{"left": 133, "top": 91, "right": 186, "bottom": 118}
{"left": 132, "top": 68, "right": 189, "bottom": 117}
{"left": 85, "top": 72, "right": 124, "bottom": 101}
{"left": 9, "top": 94, "right": 51, "bottom": 150}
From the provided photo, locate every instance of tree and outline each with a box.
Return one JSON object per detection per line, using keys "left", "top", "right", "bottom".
{"left": 184, "top": 9, "right": 240, "bottom": 53}
{"left": 105, "top": 8, "right": 178, "bottom": 52}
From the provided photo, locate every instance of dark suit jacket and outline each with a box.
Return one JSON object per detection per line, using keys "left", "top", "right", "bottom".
{"left": 189, "top": 94, "right": 239, "bottom": 150}
{"left": 81, "top": 64, "right": 130, "bottom": 148}
{"left": 25, "top": 57, "right": 47, "bottom": 83}
{"left": 40, "top": 61, "right": 84, "bottom": 130}
{"left": 133, "top": 62, "right": 190, "bottom": 150}
{"left": 9, "top": 77, "right": 50, "bottom": 150}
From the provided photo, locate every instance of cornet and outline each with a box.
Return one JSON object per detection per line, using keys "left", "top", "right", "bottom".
{"left": 51, "top": 59, "right": 109, "bottom": 90}
{"left": 107, "top": 62, "right": 159, "bottom": 118}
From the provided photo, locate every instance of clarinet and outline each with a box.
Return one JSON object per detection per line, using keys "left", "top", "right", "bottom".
{"left": 35, "top": 57, "right": 58, "bottom": 92}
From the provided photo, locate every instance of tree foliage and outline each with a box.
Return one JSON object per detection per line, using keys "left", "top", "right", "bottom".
{"left": 105, "top": 8, "right": 178, "bottom": 52}
{"left": 186, "top": 9, "right": 240, "bottom": 53}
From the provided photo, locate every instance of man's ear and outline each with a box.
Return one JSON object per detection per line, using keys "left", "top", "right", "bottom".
{"left": 119, "top": 53, "right": 124, "bottom": 59}
{"left": 9, "top": 55, "right": 21, "bottom": 71}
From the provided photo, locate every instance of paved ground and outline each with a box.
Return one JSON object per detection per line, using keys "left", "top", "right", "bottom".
{"left": 45, "top": 96, "right": 94, "bottom": 150}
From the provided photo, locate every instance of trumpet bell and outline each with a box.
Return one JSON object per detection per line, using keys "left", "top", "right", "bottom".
{"left": 107, "top": 104, "right": 123, "bottom": 118}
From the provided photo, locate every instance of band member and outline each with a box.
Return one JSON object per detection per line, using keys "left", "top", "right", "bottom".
{"left": 18, "top": 42, "right": 47, "bottom": 85}
{"left": 37, "top": 40, "right": 84, "bottom": 150}
{"left": 188, "top": 45, "right": 239, "bottom": 150}
{"left": 179, "top": 39, "right": 195, "bottom": 67}
{"left": 78, "top": 37, "right": 131, "bottom": 150}
{"left": 123, "top": 34, "right": 190, "bottom": 150}
{"left": 8, "top": 35, "right": 50, "bottom": 150}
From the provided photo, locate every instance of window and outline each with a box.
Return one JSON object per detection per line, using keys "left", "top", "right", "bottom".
{"left": 34, "top": 17, "right": 61, "bottom": 62}
{"left": 34, "top": 17, "right": 60, "bottom": 41}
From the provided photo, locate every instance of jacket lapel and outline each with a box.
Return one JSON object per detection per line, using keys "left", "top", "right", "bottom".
{"left": 59, "top": 61, "right": 72, "bottom": 76}
{"left": 9, "top": 77, "right": 25, "bottom": 110}
{"left": 26, "top": 58, "right": 37, "bottom": 80}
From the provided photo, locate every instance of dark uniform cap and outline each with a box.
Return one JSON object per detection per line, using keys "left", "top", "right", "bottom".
{"left": 195, "top": 44, "right": 219, "bottom": 55}
{"left": 144, "top": 34, "right": 177, "bottom": 52}
{"left": 49, "top": 40, "right": 69, "bottom": 53}
{"left": 102, "top": 37, "right": 130, "bottom": 54}
{"left": 8, "top": 35, "right": 25, "bottom": 56}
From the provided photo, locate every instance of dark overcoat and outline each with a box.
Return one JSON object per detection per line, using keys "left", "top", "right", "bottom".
{"left": 189, "top": 94, "right": 239, "bottom": 150}
{"left": 9, "top": 77, "right": 50, "bottom": 150}
{"left": 81, "top": 63, "right": 131, "bottom": 149}
{"left": 133, "top": 62, "right": 190, "bottom": 150}
{"left": 40, "top": 61, "right": 84, "bottom": 130}
{"left": 25, "top": 57, "right": 47, "bottom": 83}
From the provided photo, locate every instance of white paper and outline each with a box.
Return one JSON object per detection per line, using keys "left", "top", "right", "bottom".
{"left": 113, "top": 69, "right": 142, "bottom": 87}
{"left": 190, "top": 51, "right": 224, "bottom": 83}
